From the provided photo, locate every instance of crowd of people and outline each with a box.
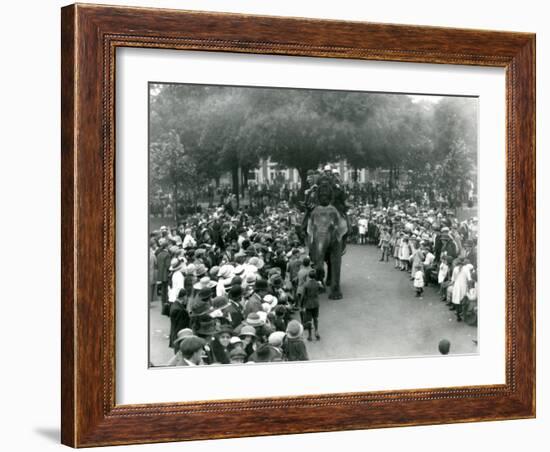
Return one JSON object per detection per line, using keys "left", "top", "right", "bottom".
{"left": 149, "top": 203, "right": 325, "bottom": 366}
{"left": 347, "top": 202, "right": 479, "bottom": 323}
{"left": 149, "top": 167, "right": 478, "bottom": 367}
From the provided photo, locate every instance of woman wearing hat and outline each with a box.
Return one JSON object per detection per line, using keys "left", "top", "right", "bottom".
{"left": 210, "top": 324, "right": 233, "bottom": 364}
{"left": 210, "top": 295, "right": 233, "bottom": 327}
{"left": 168, "top": 257, "right": 186, "bottom": 305}
{"left": 216, "top": 264, "right": 235, "bottom": 297}
{"left": 238, "top": 325, "right": 257, "bottom": 362}
{"left": 188, "top": 294, "right": 214, "bottom": 333}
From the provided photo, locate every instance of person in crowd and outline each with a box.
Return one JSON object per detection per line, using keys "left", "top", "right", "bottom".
{"left": 155, "top": 238, "right": 171, "bottom": 315}
{"left": 166, "top": 328, "right": 194, "bottom": 366}
{"left": 378, "top": 226, "right": 391, "bottom": 262}
{"left": 243, "top": 279, "right": 266, "bottom": 317}
{"left": 282, "top": 320, "right": 309, "bottom": 361}
{"left": 358, "top": 214, "right": 368, "bottom": 245}
{"left": 229, "top": 347, "right": 248, "bottom": 364}
{"left": 413, "top": 264, "right": 425, "bottom": 298}
{"left": 150, "top": 181, "right": 478, "bottom": 367}
{"left": 168, "top": 257, "right": 185, "bottom": 307}
{"left": 286, "top": 248, "right": 302, "bottom": 296}
{"left": 169, "top": 289, "right": 191, "bottom": 353}
{"left": 272, "top": 305, "right": 288, "bottom": 332}
{"left": 296, "top": 256, "right": 312, "bottom": 306}
{"left": 451, "top": 258, "right": 473, "bottom": 322}
{"left": 438, "top": 255, "right": 452, "bottom": 300}
{"left": 238, "top": 325, "right": 257, "bottom": 362}
{"left": 301, "top": 269, "right": 322, "bottom": 341}
{"left": 178, "top": 336, "right": 207, "bottom": 366}
{"left": 409, "top": 240, "right": 425, "bottom": 280}
{"left": 399, "top": 235, "right": 411, "bottom": 271}
{"left": 210, "top": 324, "right": 233, "bottom": 364}
{"left": 149, "top": 240, "right": 157, "bottom": 304}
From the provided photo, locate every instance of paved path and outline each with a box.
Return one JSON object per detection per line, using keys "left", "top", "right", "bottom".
{"left": 149, "top": 244, "right": 477, "bottom": 366}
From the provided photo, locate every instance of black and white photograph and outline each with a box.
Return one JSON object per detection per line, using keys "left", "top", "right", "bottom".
{"left": 148, "top": 82, "right": 479, "bottom": 368}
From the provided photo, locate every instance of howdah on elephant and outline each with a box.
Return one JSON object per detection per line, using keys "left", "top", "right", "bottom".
{"left": 306, "top": 178, "right": 348, "bottom": 300}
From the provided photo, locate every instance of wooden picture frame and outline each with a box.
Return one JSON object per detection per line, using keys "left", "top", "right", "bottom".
{"left": 61, "top": 3, "right": 535, "bottom": 447}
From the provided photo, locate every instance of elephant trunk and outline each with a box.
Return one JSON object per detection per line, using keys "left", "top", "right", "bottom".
{"left": 311, "top": 232, "right": 330, "bottom": 276}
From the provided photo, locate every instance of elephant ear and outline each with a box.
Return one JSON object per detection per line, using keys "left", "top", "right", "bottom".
{"left": 334, "top": 209, "right": 348, "bottom": 242}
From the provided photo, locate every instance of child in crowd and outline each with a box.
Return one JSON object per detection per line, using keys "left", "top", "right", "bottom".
{"left": 413, "top": 264, "right": 425, "bottom": 297}
{"left": 302, "top": 269, "right": 322, "bottom": 341}
{"left": 438, "top": 255, "right": 452, "bottom": 301}
{"left": 378, "top": 227, "right": 391, "bottom": 262}
{"left": 399, "top": 236, "right": 411, "bottom": 271}
{"left": 422, "top": 245, "right": 436, "bottom": 285}
{"left": 282, "top": 320, "right": 309, "bottom": 361}
{"left": 409, "top": 240, "right": 425, "bottom": 279}
{"left": 392, "top": 228, "right": 401, "bottom": 269}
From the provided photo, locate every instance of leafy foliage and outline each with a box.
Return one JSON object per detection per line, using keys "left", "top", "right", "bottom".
{"left": 149, "top": 83, "right": 477, "bottom": 198}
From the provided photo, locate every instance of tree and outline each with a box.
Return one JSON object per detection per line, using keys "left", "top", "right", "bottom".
{"left": 150, "top": 129, "right": 201, "bottom": 221}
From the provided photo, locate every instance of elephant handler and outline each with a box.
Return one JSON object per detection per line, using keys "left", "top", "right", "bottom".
{"left": 301, "top": 269, "right": 322, "bottom": 341}
{"left": 300, "top": 169, "right": 320, "bottom": 242}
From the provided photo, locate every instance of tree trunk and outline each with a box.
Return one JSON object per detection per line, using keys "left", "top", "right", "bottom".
{"left": 231, "top": 164, "right": 240, "bottom": 208}
{"left": 241, "top": 166, "right": 247, "bottom": 199}
{"left": 172, "top": 183, "right": 178, "bottom": 224}
{"left": 297, "top": 167, "right": 309, "bottom": 200}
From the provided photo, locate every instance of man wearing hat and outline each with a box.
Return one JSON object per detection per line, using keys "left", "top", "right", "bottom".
{"left": 229, "top": 346, "right": 248, "bottom": 364}
{"left": 248, "top": 342, "right": 283, "bottom": 363}
{"left": 169, "top": 288, "right": 191, "bottom": 353}
{"left": 178, "top": 336, "right": 207, "bottom": 366}
{"left": 210, "top": 296, "right": 233, "bottom": 327}
{"left": 166, "top": 328, "right": 194, "bottom": 366}
{"left": 154, "top": 238, "right": 172, "bottom": 315}
{"left": 227, "top": 285, "right": 244, "bottom": 329}
{"left": 194, "top": 319, "right": 218, "bottom": 365}
{"left": 243, "top": 278, "right": 267, "bottom": 317}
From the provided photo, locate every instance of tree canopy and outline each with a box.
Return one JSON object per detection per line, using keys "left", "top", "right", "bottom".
{"left": 149, "top": 83, "right": 478, "bottom": 202}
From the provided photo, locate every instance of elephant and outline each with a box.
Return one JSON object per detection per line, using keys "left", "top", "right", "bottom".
{"left": 306, "top": 204, "right": 348, "bottom": 300}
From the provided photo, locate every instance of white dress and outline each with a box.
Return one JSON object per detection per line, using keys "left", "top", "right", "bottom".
{"left": 168, "top": 270, "right": 185, "bottom": 302}
{"left": 452, "top": 264, "right": 473, "bottom": 305}
{"left": 399, "top": 241, "right": 411, "bottom": 261}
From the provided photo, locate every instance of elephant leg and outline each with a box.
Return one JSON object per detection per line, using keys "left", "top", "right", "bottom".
{"left": 328, "top": 243, "right": 343, "bottom": 300}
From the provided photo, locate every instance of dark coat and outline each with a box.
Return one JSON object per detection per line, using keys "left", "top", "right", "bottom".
{"left": 226, "top": 301, "right": 244, "bottom": 329}
{"left": 282, "top": 336, "right": 309, "bottom": 361}
{"left": 211, "top": 338, "right": 231, "bottom": 364}
{"left": 441, "top": 240, "right": 458, "bottom": 261}
{"left": 248, "top": 344, "right": 283, "bottom": 363}
{"left": 243, "top": 293, "right": 263, "bottom": 318}
{"left": 169, "top": 300, "right": 190, "bottom": 349}
{"left": 302, "top": 278, "right": 320, "bottom": 310}
{"left": 155, "top": 248, "right": 171, "bottom": 282}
